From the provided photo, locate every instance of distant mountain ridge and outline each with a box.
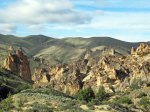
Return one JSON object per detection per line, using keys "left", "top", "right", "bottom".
{"left": 0, "top": 34, "right": 149, "bottom": 65}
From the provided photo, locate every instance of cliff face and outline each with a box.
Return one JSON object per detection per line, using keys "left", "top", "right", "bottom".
{"left": 32, "top": 43, "right": 150, "bottom": 95}
{"left": 3, "top": 50, "right": 31, "bottom": 81}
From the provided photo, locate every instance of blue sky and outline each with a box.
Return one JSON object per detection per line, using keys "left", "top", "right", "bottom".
{"left": 0, "top": 0, "right": 150, "bottom": 42}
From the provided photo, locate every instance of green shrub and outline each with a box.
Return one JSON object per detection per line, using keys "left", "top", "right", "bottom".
{"left": 0, "top": 96, "right": 14, "bottom": 111}
{"left": 29, "top": 102, "right": 53, "bottom": 112}
{"left": 112, "top": 96, "right": 132, "bottom": 105}
{"left": 15, "top": 97, "right": 27, "bottom": 108}
{"left": 75, "top": 87, "right": 95, "bottom": 102}
{"left": 139, "top": 97, "right": 150, "bottom": 108}
{"left": 90, "top": 99, "right": 101, "bottom": 105}
{"left": 95, "top": 86, "right": 107, "bottom": 101}
{"left": 59, "top": 100, "right": 82, "bottom": 111}
{"left": 16, "top": 84, "right": 31, "bottom": 93}
{"left": 137, "top": 92, "right": 147, "bottom": 98}
{"left": 0, "top": 81, "right": 2, "bottom": 86}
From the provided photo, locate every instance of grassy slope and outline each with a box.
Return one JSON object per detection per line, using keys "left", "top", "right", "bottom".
{"left": 23, "top": 35, "right": 53, "bottom": 50}
{"left": 0, "top": 88, "right": 87, "bottom": 112}
{"left": 1, "top": 86, "right": 149, "bottom": 112}
{"left": 33, "top": 37, "right": 143, "bottom": 64}
{"left": 0, "top": 34, "right": 149, "bottom": 65}
{"left": 0, "top": 34, "right": 32, "bottom": 50}
{"left": 0, "top": 68, "right": 31, "bottom": 94}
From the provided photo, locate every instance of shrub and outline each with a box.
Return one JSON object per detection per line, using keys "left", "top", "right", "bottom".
{"left": 16, "top": 84, "right": 31, "bottom": 93}
{"left": 0, "top": 96, "right": 14, "bottom": 111}
{"left": 15, "top": 97, "right": 27, "bottom": 108}
{"left": 90, "top": 99, "right": 101, "bottom": 105}
{"left": 137, "top": 92, "right": 147, "bottom": 98}
{"left": 75, "top": 87, "right": 95, "bottom": 102}
{"left": 0, "top": 81, "right": 2, "bottom": 86}
{"left": 59, "top": 100, "right": 82, "bottom": 111}
{"left": 95, "top": 86, "right": 107, "bottom": 101}
{"left": 139, "top": 97, "right": 150, "bottom": 108}
{"left": 29, "top": 102, "right": 53, "bottom": 112}
{"left": 112, "top": 96, "right": 132, "bottom": 105}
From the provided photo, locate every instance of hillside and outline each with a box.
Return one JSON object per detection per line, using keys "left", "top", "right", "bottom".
{"left": 0, "top": 68, "right": 31, "bottom": 100}
{"left": 1, "top": 87, "right": 150, "bottom": 111}
{"left": 23, "top": 35, "right": 54, "bottom": 50}
{"left": 0, "top": 88, "right": 86, "bottom": 112}
{"left": 0, "top": 34, "right": 149, "bottom": 66}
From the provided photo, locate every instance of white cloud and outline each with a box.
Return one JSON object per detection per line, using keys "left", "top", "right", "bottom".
{"left": 0, "top": 0, "right": 93, "bottom": 34}
{"left": 45, "top": 11, "right": 150, "bottom": 42}
{"left": 77, "top": 12, "right": 150, "bottom": 30}
{"left": 0, "top": 23, "right": 16, "bottom": 34}
{"left": 0, "top": 0, "right": 91, "bottom": 25}
{"left": 46, "top": 11, "right": 150, "bottom": 31}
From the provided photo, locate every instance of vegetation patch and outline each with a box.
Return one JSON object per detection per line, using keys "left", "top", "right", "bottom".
{"left": 75, "top": 87, "right": 95, "bottom": 102}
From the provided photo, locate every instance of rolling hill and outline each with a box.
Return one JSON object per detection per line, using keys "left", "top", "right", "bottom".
{"left": 0, "top": 34, "right": 149, "bottom": 65}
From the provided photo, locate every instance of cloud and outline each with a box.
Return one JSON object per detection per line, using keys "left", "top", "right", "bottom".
{"left": 46, "top": 11, "right": 150, "bottom": 31}
{"left": 0, "top": 0, "right": 92, "bottom": 31}
{"left": 0, "top": 23, "right": 16, "bottom": 34}
{"left": 0, "top": 0, "right": 94, "bottom": 34}
{"left": 44, "top": 11, "right": 150, "bottom": 42}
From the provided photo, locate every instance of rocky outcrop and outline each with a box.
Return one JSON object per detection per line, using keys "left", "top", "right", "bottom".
{"left": 33, "top": 60, "right": 89, "bottom": 95}
{"left": 3, "top": 50, "right": 31, "bottom": 81}
{"left": 83, "top": 55, "right": 130, "bottom": 93}
{"left": 131, "top": 43, "right": 150, "bottom": 56}
{"left": 33, "top": 43, "right": 150, "bottom": 95}
{"left": 32, "top": 68, "right": 50, "bottom": 84}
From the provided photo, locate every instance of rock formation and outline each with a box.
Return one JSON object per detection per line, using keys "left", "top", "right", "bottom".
{"left": 32, "top": 43, "right": 150, "bottom": 95}
{"left": 3, "top": 50, "right": 31, "bottom": 81}
{"left": 131, "top": 43, "right": 150, "bottom": 56}
{"left": 32, "top": 60, "right": 88, "bottom": 95}
{"left": 32, "top": 68, "right": 50, "bottom": 84}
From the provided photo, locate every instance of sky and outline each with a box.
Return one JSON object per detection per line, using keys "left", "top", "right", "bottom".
{"left": 0, "top": 0, "right": 150, "bottom": 42}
